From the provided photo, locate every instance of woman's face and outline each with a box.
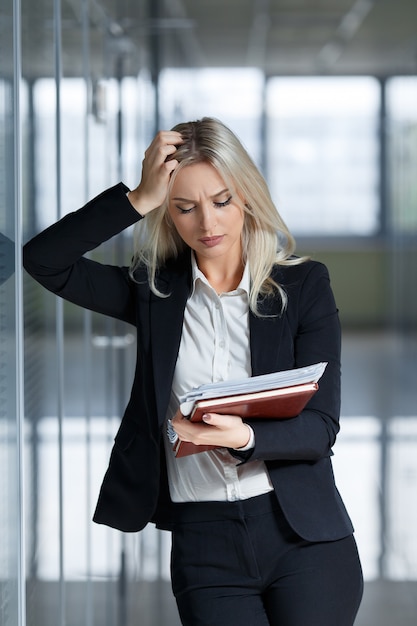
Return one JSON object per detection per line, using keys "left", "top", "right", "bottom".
{"left": 167, "top": 162, "right": 245, "bottom": 266}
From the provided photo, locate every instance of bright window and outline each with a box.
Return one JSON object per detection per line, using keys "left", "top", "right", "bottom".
{"left": 386, "top": 77, "right": 417, "bottom": 234}
{"left": 266, "top": 77, "right": 380, "bottom": 236}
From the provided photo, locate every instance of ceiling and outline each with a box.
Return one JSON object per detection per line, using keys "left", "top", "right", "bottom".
{"left": 20, "top": 0, "right": 417, "bottom": 79}
{"left": 167, "top": 0, "right": 417, "bottom": 76}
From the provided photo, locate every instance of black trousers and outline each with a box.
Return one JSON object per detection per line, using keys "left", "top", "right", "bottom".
{"left": 170, "top": 492, "right": 363, "bottom": 626}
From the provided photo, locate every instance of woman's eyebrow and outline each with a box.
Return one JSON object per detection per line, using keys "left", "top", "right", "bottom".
{"left": 172, "top": 196, "right": 195, "bottom": 203}
{"left": 211, "top": 188, "right": 230, "bottom": 198}
{"left": 172, "top": 188, "right": 230, "bottom": 202}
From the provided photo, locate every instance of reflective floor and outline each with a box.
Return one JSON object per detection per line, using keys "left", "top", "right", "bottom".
{"left": 337, "top": 331, "right": 417, "bottom": 625}
{"left": 23, "top": 580, "right": 417, "bottom": 626}
{"left": 22, "top": 329, "right": 417, "bottom": 625}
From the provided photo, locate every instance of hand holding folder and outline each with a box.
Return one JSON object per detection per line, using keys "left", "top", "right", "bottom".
{"left": 169, "top": 362, "right": 327, "bottom": 458}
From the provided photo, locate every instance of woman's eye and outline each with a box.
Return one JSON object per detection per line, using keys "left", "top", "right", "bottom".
{"left": 214, "top": 196, "right": 232, "bottom": 208}
{"left": 176, "top": 205, "right": 195, "bottom": 214}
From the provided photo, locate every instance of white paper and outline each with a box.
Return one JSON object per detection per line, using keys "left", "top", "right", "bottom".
{"left": 179, "top": 362, "right": 327, "bottom": 416}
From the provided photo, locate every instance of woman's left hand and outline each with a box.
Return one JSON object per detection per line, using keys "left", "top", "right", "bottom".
{"left": 171, "top": 409, "right": 252, "bottom": 450}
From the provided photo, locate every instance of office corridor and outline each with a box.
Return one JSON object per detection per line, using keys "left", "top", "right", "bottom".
{"left": 2, "top": 1, "right": 417, "bottom": 624}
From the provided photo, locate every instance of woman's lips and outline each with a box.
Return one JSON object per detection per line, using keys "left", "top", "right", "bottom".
{"left": 198, "top": 235, "right": 224, "bottom": 248}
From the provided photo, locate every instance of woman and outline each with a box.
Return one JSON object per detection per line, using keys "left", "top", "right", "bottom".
{"left": 24, "top": 118, "right": 363, "bottom": 625}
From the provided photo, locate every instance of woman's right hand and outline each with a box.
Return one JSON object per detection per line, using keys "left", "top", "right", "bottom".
{"left": 127, "top": 130, "right": 183, "bottom": 216}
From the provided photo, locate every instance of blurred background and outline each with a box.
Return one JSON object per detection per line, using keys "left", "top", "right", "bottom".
{"left": 1, "top": 1, "right": 417, "bottom": 624}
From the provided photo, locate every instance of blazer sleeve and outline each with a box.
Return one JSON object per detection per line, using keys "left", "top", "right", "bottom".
{"left": 23, "top": 183, "right": 142, "bottom": 325}
{"left": 235, "top": 262, "right": 342, "bottom": 464}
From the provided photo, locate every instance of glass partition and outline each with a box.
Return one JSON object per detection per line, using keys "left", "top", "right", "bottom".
{"left": 384, "top": 77, "right": 417, "bottom": 581}
{"left": 0, "top": 0, "right": 24, "bottom": 625}
{"left": 21, "top": 1, "right": 159, "bottom": 624}
{"left": 386, "top": 77, "right": 417, "bottom": 236}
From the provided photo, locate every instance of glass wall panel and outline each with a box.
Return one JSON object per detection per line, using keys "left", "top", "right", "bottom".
{"left": 0, "top": 0, "right": 24, "bottom": 624}
{"left": 21, "top": 0, "right": 61, "bottom": 621}
{"left": 386, "top": 76, "right": 417, "bottom": 330}
{"left": 21, "top": 0, "right": 160, "bottom": 623}
{"left": 266, "top": 77, "right": 380, "bottom": 235}
{"left": 386, "top": 77, "right": 417, "bottom": 235}
{"left": 384, "top": 76, "right": 417, "bottom": 583}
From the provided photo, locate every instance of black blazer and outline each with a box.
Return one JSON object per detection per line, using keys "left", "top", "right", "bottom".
{"left": 23, "top": 183, "right": 354, "bottom": 542}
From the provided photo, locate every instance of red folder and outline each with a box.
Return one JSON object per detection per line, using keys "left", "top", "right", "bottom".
{"left": 173, "top": 381, "right": 318, "bottom": 458}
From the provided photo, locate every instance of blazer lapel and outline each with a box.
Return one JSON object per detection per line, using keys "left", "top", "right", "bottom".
{"left": 249, "top": 295, "right": 288, "bottom": 376}
{"left": 150, "top": 254, "right": 192, "bottom": 425}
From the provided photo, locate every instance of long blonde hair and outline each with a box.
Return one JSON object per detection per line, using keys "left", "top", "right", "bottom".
{"left": 130, "top": 117, "right": 306, "bottom": 316}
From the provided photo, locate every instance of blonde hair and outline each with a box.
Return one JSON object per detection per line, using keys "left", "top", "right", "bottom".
{"left": 130, "top": 117, "right": 307, "bottom": 316}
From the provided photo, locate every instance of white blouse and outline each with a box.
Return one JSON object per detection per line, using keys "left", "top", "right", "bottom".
{"left": 163, "top": 254, "right": 273, "bottom": 503}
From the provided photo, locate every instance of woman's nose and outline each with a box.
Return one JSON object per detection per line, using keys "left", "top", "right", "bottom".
{"left": 199, "top": 205, "right": 216, "bottom": 231}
